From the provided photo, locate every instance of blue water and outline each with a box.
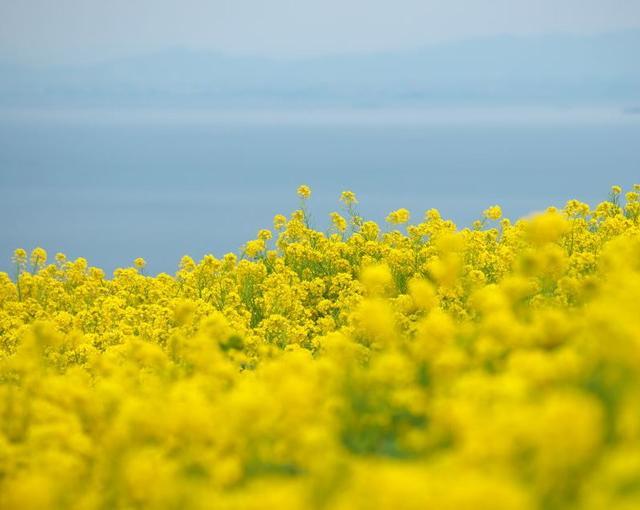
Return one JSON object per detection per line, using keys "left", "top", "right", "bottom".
{"left": 1, "top": 110, "right": 639, "bottom": 275}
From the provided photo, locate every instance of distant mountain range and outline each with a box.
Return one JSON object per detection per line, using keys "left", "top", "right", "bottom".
{"left": 1, "top": 30, "right": 639, "bottom": 109}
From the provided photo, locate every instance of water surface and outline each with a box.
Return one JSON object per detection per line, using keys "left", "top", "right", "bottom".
{"left": 1, "top": 108, "right": 639, "bottom": 274}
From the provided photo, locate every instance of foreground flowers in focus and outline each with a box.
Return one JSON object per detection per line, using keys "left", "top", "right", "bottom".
{"left": 2, "top": 185, "right": 640, "bottom": 509}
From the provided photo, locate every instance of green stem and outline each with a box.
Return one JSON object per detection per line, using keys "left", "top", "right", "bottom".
{"left": 15, "top": 263, "right": 22, "bottom": 302}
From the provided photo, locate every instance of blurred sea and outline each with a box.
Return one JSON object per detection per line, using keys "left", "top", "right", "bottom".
{"left": 1, "top": 108, "right": 639, "bottom": 274}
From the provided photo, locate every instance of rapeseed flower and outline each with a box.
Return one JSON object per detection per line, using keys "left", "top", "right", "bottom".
{"left": 483, "top": 205, "right": 503, "bottom": 220}
{"left": 340, "top": 190, "right": 358, "bottom": 206}
{"left": 297, "top": 185, "right": 311, "bottom": 199}
{"left": 1, "top": 185, "right": 640, "bottom": 509}
{"left": 386, "top": 208, "right": 410, "bottom": 225}
{"left": 330, "top": 212, "right": 348, "bottom": 233}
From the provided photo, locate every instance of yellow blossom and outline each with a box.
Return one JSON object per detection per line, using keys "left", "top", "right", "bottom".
{"left": 483, "top": 205, "right": 502, "bottom": 220}
{"left": 360, "top": 263, "right": 394, "bottom": 296}
{"left": 30, "top": 247, "right": 47, "bottom": 268}
{"left": 297, "top": 184, "right": 312, "bottom": 199}
{"left": 340, "top": 190, "right": 358, "bottom": 206}
{"left": 0, "top": 185, "right": 638, "bottom": 509}
{"left": 12, "top": 248, "right": 27, "bottom": 264}
{"left": 386, "top": 208, "right": 410, "bottom": 225}
{"left": 330, "top": 212, "right": 348, "bottom": 232}
{"left": 273, "top": 214, "right": 287, "bottom": 230}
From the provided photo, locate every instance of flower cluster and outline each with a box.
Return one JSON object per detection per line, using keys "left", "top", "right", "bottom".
{"left": 2, "top": 185, "right": 640, "bottom": 509}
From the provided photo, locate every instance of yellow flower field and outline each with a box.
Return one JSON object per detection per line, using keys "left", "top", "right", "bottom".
{"left": 2, "top": 185, "right": 640, "bottom": 509}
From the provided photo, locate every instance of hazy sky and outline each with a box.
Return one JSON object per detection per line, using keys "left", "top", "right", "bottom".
{"left": 1, "top": 0, "right": 640, "bottom": 63}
